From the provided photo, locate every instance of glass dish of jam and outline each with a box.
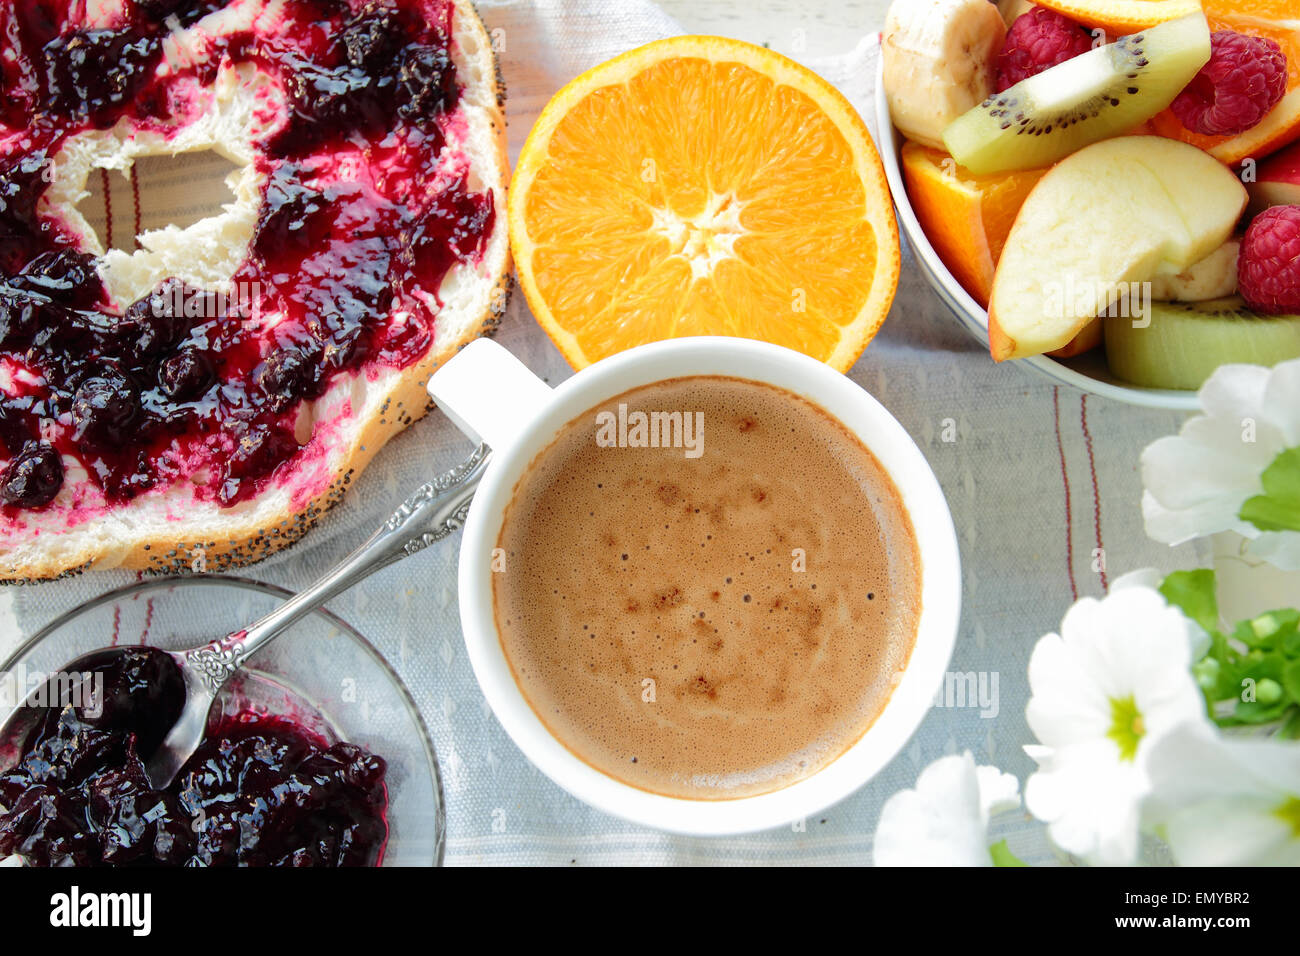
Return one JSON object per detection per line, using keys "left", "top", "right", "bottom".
{"left": 0, "top": 576, "right": 443, "bottom": 866}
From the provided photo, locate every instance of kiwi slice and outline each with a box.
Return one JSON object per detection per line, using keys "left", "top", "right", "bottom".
{"left": 1104, "top": 298, "right": 1300, "bottom": 391}
{"left": 943, "top": 13, "right": 1211, "bottom": 175}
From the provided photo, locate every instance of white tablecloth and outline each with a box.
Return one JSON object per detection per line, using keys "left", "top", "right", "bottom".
{"left": 0, "top": 0, "right": 1198, "bottom": 865}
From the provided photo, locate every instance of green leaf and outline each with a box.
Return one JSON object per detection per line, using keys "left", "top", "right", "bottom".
{"left": 1207, "top": 632, "right": 1240, "bottom": 699}
{"left": 1283, "top": 659, "right": 1300, "bottom": 703}
{"left": 1159, "top": 569, "right": 1220, "bottom": 635}
{"left": 989, "top": 839, "right": 1028, "bottom": 867}
{"left": 1237, "top": 651, "right": 1283, "bottom": 684}
{"left": 1244, "top": 609, "right": 1299, "bottom": 649}
{"left": 1251, "top": 613, "right": 1284, "bottom": 642}
{"left": 1231, "top": 618, "right": 1261, "bottom": 649}
{"left": 1231, "top": 697, "right": 1292, "bottom": 724}
{"left": 1278, "top": 707, "right": 1300, "bottom": 740}
{"left": 1268, "top": 608, "right": 1300, "bottom": 638}
{"left": 1239, "top": 446, "right": 1300, "bottom": 533}
{"left": 1169, "top": 565, "right": 1300, "bottom": 732}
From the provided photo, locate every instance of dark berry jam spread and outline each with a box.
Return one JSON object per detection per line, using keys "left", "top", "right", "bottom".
{"left": 0, "top": 647, "right": 389, "bottom": 866}
{"left": 0, "top": 0, "right": 495, "bottom": 514}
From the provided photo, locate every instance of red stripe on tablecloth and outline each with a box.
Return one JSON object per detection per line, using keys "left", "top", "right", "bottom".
{"left": 1052, "top": 387, "right": 1078, "bottom": 602}
{"left": 1080, "top": 394, "right": 1108, "bottom": 591}
{"left": 100, "top": 168, "right": 112, "bottom": 249}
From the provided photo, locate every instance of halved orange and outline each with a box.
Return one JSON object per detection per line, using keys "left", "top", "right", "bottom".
{"left": 901, "top": 142, "right": 1046, "bottom": 308}
{"left": 1149, "top": 9, "right": 1300, "bottom": 164}
{"left": 1030, "top": 0, "right": 1203, "bottom": 33}
{"left": 509, "top": 36, "right": 901, "bottom": 372}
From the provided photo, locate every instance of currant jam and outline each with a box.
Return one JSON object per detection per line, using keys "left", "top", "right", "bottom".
{"left": 0, "top": 0, "right": 496, "bottom": 513}
{"left": 0, "top": 647, "right": 389, "bottom": 867}
{"left": 0, "top": 440, "right": 63, "bottom": 507}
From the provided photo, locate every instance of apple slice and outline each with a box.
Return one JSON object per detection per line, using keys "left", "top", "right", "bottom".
{"left": 1248, "top": 140, "right": 1300, "bottom": 217}
{"left": 1104, "top": 298, "right": 1300, "bottom": 390}
{"left": 988, "top": 136, "right": 1247, "bottom": 361}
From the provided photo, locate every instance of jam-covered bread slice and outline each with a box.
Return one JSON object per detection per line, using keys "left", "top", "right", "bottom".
{"left": 0, "top": 0, "right": 509, "bottom": 580}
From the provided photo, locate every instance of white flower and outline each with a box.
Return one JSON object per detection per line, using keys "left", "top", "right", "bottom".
{"left": 873, "top": 751, "right": 1020, "bottom": 866}
{"left": 1110, "top": 567, "right": 1211, "bottom": 657}
{"left": 1144, "top": 722, "right": 1300, "bottom": 866}
{"left": 1142, "top": 359, "right": 1300, "bottom": 570}
{"left": 1023, "top": 583, "right": 1208, "bottom": 865}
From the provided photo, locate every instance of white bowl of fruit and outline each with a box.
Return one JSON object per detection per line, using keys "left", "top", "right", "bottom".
{"left": 876, "top": 0, "right": 1300, "bottom": 410}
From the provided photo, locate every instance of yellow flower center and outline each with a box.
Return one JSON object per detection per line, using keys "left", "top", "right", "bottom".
{"left": 1277, "top": 796, "right": 1300, "bottom": 838}
{"left": 1107, "top": 695, "right": 1144, "bottom": 762}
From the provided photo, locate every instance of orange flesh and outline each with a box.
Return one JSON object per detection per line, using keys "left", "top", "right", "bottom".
{"left": 514, "top": 45, "right": 899, "bottom": 371}
{"left": 1149, "top": 13, "right": 1300, "bottom": 164}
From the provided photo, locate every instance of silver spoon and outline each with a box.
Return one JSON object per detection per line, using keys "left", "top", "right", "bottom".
{"left": 0, "top": 443, "right": 491, "bottom": 791}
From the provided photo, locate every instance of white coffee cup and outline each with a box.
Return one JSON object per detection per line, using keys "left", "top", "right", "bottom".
{"left": 428, "top": 336, "right": 960, "bottom": 835}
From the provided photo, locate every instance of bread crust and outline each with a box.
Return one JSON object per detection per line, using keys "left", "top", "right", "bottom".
{"left": 1, "top": 0, "right": 511, "bottom": 583}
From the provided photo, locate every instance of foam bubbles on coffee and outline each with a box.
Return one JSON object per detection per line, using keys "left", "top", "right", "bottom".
{"left": 493, "top": 376, "right": 920, "bottom": 799}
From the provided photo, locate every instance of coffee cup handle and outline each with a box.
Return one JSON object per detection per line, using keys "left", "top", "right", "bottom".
{"left": 426, "top": 338, "right": 555, "bottom": 450}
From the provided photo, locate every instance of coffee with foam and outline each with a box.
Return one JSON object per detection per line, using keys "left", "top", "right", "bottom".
{"left": 493, "top": 376, "right": 920, "bottom": 799}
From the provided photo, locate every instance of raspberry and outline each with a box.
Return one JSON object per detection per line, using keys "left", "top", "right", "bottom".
{"left": 995, "top": 8, "right": 1094, "bottom": 92}
{"left": 1171, "top": 31, "right": 1287, "bottom": 137}
{"left": 1238, "top": 205, "right": 1300, "bottom": 315}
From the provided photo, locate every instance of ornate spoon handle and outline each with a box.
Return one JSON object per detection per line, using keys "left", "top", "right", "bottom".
{"left": 184, "top": 444, "right": 492, "bottom": 694}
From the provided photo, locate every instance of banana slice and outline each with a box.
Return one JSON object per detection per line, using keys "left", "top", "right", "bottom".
{"left": 1148, "top": 239, "right": 1240, "bottom": 302}
{"left": 997, "top": 0, "right": 1037, "bottom": 27}
{"left": 883, "top": 0, "right": 1007, "bottom": 149}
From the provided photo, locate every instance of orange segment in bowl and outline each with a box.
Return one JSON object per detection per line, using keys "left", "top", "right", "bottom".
{"left": 1030, "top": 0, "right": 1204, "bottom": 32}
{"left": 1149, "top": 12, "right": 1300, "bottom": 164}
{"left": 1202, "top": 0, "right": 1300, "bottom": 18}
{"left": 509, "top": 36, "right": 901, "bottom": 372}
{"left": 1048, "top": 318, "right": 1104, "bottom": 358}
{"left": 901, "top": 142, "right": 1046, "bottom": 308}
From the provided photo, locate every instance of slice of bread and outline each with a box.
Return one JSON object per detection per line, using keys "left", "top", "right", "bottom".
{"left": 0, "top": 1, "right": 510, "bottom": 582}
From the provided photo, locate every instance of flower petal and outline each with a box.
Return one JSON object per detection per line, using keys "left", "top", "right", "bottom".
{"left": 1023, "top": 583, "right": 1207, "bottom": 866}
{"left": 1142, "top": 420, "right": 1277, "bottom": 513}
{"left": 1110, "top": 568, "right": 1162, "bottom": 592}
{"left": 1143, "top": 359, "right": 1300, "bottom": 561}
{"left": 1198, "top": 363, "right": 1270, "bottom": 422}
{"left": 1163, "top": 798, "right": 1300, "bottom": 866}
{"left": 1025, "top": 739, "right": 1145, "bottom": 866}
{"left": 1144, "top": 723, "right": 1300, "bottom": 866}
{"left": 1026, "top": 629, "right": 1110, "bottom": 747}
{"left": 1259, "top": 358, "right": 1300, "bottom": 447}
{"left": 1244, "top": 531, "right": 1300, "bottom": 572}
{"left": 874, "top": 752, "right": 996, "bottom": 867}
{"left": 1145, "top": 723, "right": 1300, "bottom": 811}
{"left": 975, "top": 764, "right": 1021, "bottom": 820}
